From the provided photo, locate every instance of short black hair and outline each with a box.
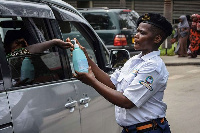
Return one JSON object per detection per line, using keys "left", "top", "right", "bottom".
{"left": 150, "top": 24, "right": 166, "bottom": 46}
{"left": 4, "top": 30, "right": 24, "bottom": 54}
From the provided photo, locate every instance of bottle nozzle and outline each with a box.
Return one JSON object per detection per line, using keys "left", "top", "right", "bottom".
{"left": 71, "top": 39, "right": 79, "bottom": 48}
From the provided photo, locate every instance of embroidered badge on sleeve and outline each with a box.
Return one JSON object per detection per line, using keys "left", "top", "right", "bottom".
{"left": 132, "top": 69, "right": 138, "bottom": 77}
{"left": 139, "top": 76, "right": 154, "bottom": 91}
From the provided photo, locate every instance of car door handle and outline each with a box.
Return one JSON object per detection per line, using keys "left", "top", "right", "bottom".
{"left": 79, "top": 97, "right": 90, "bottom": 104}
{"left": 79, "top": 97, "right": 91, "bottom": 108}
{"left": 65, "top": 100, "right": 77, "bottom": 112}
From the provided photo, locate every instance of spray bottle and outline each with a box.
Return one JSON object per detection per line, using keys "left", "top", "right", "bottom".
{"left": 21, "top": 57, "right": 35, "bottom": 82}
{"left": 72, "top": 40, "right": 89, "bottom": 73}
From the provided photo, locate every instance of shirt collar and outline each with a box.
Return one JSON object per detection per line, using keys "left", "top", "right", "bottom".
{"left": 141, "top": 50, "right": 160, "bottom": 61}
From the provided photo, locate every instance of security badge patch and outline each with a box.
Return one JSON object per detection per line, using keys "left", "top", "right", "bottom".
{"left": 139, "top": 76, "right": 154, "bottom": 91}
{"left": 132, "top": 69, "right": 138, "bottom": 76}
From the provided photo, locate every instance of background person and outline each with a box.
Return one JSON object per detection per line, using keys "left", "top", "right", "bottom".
{"left": 186, "top": 14, "right": 192, "bottom": 49}
{"left": 187, "top": 14, "right": 200, "bottom": 58}
{"left": 73, "top": 13, "right": 172, "bottom": 133}
{"left": 171, "top": 15, "right": 190, "bottom": 57}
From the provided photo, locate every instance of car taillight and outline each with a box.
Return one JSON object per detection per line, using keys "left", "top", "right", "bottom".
{"left": 114, "top": 35, "right": 127, "bottom": 46}
{"left": 122, "top": 9, "right": 131, "bottom": 12}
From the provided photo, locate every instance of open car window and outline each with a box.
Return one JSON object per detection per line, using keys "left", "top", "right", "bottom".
{"left": 8, "top": 53, "right": 63, "bottom": 87}
{"left": 0, "top": 17, "right": 66, "bottom": 88}
{"left": 58, "top": 21, "right": 98, "bottom": 74}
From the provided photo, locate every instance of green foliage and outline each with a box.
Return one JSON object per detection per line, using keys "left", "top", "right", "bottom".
{"left": 159, "top": 43, "right": 177, "bottom": 56}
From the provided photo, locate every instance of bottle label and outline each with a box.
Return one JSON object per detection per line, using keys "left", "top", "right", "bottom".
{"left": 77, "top": 59, "right": 88, "bottom": 72}
{"left": 21, "top": 70, "right": 35, "bottom": 81}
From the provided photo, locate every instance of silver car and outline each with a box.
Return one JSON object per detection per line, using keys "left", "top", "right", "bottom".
{"left": 0, "top": 0, "right": 130, "bottom": 132}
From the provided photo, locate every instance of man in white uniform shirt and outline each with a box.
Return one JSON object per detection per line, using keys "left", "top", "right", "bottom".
{"left": 74, "top": 13, "right": 172, "bottom": 133}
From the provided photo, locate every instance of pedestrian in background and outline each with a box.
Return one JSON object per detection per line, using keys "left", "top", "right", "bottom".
{"left": 187, "top": 14, "right": 200, "bottom": 58}
{"left": 73, "top": 13, "right": 172, "bottom": 133}
{"left": 171, "top": 15, "right": 190, "bottom": 57}
{"left": 186, "top": 14, "right": 192, "bottom": 49}
{"left": 171, "top": 25, "right": 178, "bottom": 51}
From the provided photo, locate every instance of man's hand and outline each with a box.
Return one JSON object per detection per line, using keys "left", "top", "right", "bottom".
{"left": 53, "top": 38, "right": 73, "bottom": 49}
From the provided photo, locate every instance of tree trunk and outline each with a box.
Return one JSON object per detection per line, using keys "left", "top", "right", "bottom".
{"left": 163, "top": 0, "right": 172, "bottom": 49}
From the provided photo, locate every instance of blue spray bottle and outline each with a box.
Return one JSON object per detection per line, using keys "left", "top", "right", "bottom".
{"left": 72, "top": 40, "right": 89, "bottom": 73}
{"left": 20, "top": 57, "right": 35, "bottom": 82}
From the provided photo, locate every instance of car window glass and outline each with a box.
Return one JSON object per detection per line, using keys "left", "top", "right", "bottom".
{"left": 0, "top": 17, "right": 65, "bottom": 87}
{"left": 58, "top": 21, "right": 97, "bottom": 73}
{"left": 99, "top": 41, "right": 109, "bottom": 65}
{"left": 118, "top": 10, "right": 138, "bottom": 30}
{"left": 0, "top": 68, "right": 3, "bottom": 91}
{"left": 81, "top": 12, "right": 116, "bottom": 30}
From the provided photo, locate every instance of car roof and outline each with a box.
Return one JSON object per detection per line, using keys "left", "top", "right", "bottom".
{"left": 78, "top": 8, "right": 140, "bottom": 17}
{"left": 78, "top": 8, "right": 131, "bottom": 13}
{"left": 0, "top": 0, "right": 55, "bottom": 19}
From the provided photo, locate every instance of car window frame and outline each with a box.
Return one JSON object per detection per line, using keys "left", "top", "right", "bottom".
{"left": 51, "top": 6, "right": 109, "bottom": 72}
{"left": 0, "top": 18, "right": 70, "bottom": 90}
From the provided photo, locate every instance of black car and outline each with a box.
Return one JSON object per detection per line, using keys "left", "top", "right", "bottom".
{"left": 78, "top": 8, "right": 139, "bottom": 52}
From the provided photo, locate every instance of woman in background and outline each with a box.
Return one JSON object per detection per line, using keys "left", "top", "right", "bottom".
{"left": 188, "top": 14, "right": 200, "bottom": 58}
{"left": 172, "top": 15, "right": 190, "bottom": 57}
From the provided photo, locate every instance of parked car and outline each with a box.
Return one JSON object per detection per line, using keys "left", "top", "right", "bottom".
{"left": 0, "top": 0, "right": 129, "bottom": 132}
{"left": 78, "top": 7, "right": 139, "bottom": 52}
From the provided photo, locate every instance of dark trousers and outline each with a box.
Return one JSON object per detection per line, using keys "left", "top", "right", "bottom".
{"left": 121, "top": 118, "right": 171, "bottom": 133}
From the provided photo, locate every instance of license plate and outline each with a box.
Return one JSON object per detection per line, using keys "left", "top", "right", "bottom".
{"left": 132, "top": 38, "right": 135, "bottom": 43}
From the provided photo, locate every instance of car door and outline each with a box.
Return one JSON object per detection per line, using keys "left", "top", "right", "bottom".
{"left": 50, "top": 5, "right": 121, "bottom": 133}
{"left": 0, "top": 1, "right": 81, "bottom": 133}
{"left": 0, "top": 37, "right": 13, "bottom": 133}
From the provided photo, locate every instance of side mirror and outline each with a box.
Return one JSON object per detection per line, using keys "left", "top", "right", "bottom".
{"left": 109, "top": 49, "right": 130, "bottom": 69}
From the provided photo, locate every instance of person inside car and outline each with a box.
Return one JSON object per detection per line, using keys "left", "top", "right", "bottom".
{"left": 4, "top": 30, "right": 72, "bottom": 86}
{"left": 4, "top": 30, "right": 71, "bottom": 57}
{"left": 73, "top": 13, "right": 172, "bottom": 133}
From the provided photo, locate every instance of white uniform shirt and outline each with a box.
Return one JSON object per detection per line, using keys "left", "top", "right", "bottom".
{"left": 110, "top": 51, "right": 169, "bottom": 126}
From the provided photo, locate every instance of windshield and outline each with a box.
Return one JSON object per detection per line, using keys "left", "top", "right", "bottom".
{"left": 118, "top": 10, "right": 138, "bottom": 30}
{"left": 82, "top": 12, "right": 116, "bottom": 30}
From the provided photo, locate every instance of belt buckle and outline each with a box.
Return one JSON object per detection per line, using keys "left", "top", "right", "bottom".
{"left": 152, "top": 120, "right": 158, "bottom": 130}
{"left": 122, "top": 126, "right": 129, "bottom": 133}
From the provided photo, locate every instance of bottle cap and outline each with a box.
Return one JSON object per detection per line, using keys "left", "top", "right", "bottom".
{"left": 71, "top": 40, "right": 79, "bottom": 48}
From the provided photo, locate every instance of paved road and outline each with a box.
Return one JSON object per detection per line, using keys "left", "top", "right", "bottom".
{"left": 164, "top": 65, "right": 200, "bottom": 133}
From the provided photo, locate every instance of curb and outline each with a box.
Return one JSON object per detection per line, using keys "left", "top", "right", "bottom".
{"left": 165, "top": 62, "right": 200, "bottom": 66}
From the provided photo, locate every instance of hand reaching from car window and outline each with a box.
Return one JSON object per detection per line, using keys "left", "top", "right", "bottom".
{"left": 53, "top": 38, "right": 73, "bottom": 49}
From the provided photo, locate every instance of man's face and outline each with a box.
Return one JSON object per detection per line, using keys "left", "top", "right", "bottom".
{"left": 11, "top": 38, "right": 27, "bottom": 52}
{"left": 134, "top": 22, "right": 156, "bottom": 55}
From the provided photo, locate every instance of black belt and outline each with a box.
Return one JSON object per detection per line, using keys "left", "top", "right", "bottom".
{"left": 123, "top": 118, "right": 165, "bottom": 132}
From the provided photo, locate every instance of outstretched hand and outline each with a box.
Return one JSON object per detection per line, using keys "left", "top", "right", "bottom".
{"left": 73, "top": 66, "right": 96, "bottom": 86}
{"left": 53, "top": 38, "right": 73, "bottom": 49}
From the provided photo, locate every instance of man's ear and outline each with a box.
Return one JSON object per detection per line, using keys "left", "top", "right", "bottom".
{"left": 154, "top": 35, "right": 162, "bottom": 44}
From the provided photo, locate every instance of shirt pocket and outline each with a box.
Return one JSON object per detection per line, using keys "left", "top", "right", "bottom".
{"left": 117, "top": 73, "right": 125, "bottom": 83}
{"left": 124, "top": 73, "right": 136, "bottom": 85}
